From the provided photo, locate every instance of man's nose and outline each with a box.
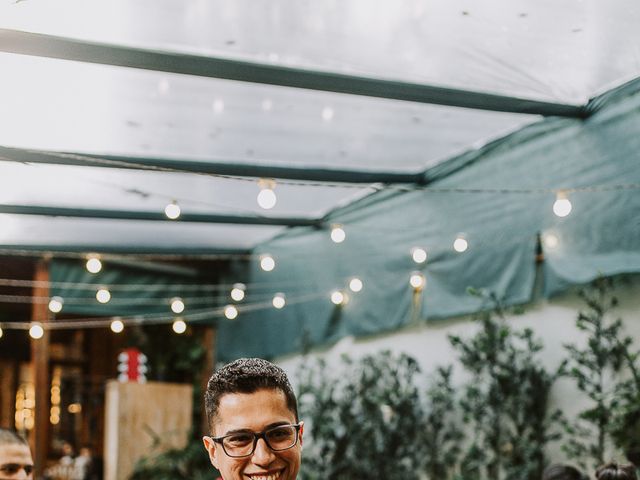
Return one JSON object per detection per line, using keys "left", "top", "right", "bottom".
{"left": 252, "top": 438, "right": 276, "bottom": 465}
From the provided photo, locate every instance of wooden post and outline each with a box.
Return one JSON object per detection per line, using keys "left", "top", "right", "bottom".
{"left": 200, "top": 325, "right": 216, "bottom": 435}
{"left": 31, "top": 259, "right": 50, "bottom": 478}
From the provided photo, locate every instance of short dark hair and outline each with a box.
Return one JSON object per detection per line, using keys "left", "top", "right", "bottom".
{"left": 0, "top": 428, "right": 29, "bottom": 447}
{"left": 596, "top": 463, "right": 638, "bottom": 480}
{"left": 543, "top": 464, "right": 586, "bottom": 480}
{"left": 204, "top": 358, "right": 298, "bottom": 431}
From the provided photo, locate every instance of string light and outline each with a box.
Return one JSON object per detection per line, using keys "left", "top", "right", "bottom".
{"left": 164, "top": 200, "right": 181, "bottom": 220}
{"left": 172, "top": 318, "right": 187, "bottom": 334}
{"left": 553, "top": 191, "right": 572, "bottom": 217}
{"left": 272, "top": 293, "right": 286, "bottom": 309}
{"left": 0, "top": 326, "right": 3, "bottom": 338}
{"left": 453, "top": 235, "right": 468, "bottom": 253}
{"left": 260, "top": 254, "right": 276, "bottom": 272}
{"left": 48, "top": 296, "right": 64, "bottom": 313}
{"left": 257, "top": 179, "right": 277, "bottom": 210}
{"left": 212, "top": 98, "right": 225, "bottom": 114}
{"left": 110, "top": 318, "right": 124, "bottom": 333}
{"left": 349, "top": 278, "right": 363, "bottom": 293}
{"left": 170, "top": 297, "right": 185, "bottom": 314}
{"left": 330, "top": 224, "right": 346, "bottom": 243}
{"left": 85, "top": 255, "right": 102, "bottom": 274}
{"left": 230, "top": 283, "right": 246, "bottom": 302}
{"left": 224, "top": 305, "right": 238, "bottom": 320}
{"left": 330, "top": 290, "right": 346, "bottom": 305}
{"left": 96, "top": 288, "right": 111, "bottom": 304}
{"left": 543, "top": 232, "right": 560, "bottom": 250}
{"left": 29, "top": 323, "right": 44, "bottom": 339}
{"left": 409, "top": 272, "right": 426, "bottom": 291}
{"left": 322, "top": 106, "right": 334, "bottom": 121}
{"left": 411, "top": 247, "right": 427, "bottom": 264}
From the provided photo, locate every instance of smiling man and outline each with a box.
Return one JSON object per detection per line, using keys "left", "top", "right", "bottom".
{"left": 203, "top": 358, "right": 303, "bottom": 480}
{"left": 0, "top": 429, "right": 33, "bottom": 480}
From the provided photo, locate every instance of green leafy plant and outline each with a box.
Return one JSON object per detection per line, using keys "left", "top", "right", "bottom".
{"left": 562, "top": 278, "right": 630, "bottom": 468}
{"left": 450, "top": 290, "right": 563, "bottom": 480}
{"left": 297, "top": 351, "right": 426, "bottom": 480}
{"left": 423, "top": 366, "right": 464, "bottom": 480}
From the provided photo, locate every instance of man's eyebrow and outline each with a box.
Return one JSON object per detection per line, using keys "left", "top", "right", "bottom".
{"left": 222, "top": 421, "right": 292, "bottom": 435}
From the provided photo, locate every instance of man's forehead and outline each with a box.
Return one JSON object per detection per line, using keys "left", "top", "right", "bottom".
{"left": 214, "top": 388, "right": 294, "bottom": 428}
{"left": 0, "top": 443, "right": 33, "bottom": 463}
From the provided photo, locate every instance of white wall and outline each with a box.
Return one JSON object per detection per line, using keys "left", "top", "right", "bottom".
{"left": 276, "top": 278, "right": 640, "bottom": 463}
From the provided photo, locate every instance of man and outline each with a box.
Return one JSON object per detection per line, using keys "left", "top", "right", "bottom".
{"left": 0, "top": 429, "right": 33, "bottom": 480}
{"left": 203, "top": 358, "right": 303, "bottom": 480}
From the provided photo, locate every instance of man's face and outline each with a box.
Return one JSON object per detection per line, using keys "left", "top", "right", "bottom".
{"left": 203, "top": 388, "right": 303, "bottom": 480}
{"left": 0, "top": 444, "right": 33, "bottom": 480}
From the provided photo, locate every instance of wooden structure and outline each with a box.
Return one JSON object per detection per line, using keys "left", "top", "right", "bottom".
{"left": 103, "top": 381, "right": 193, "bottom": 480}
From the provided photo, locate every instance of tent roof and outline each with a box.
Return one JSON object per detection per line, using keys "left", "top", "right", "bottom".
{"left": 2, "top": 0, "right": 639, "bottom": 253}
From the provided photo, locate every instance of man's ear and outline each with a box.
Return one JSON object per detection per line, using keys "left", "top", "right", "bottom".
{"left": 202, "top": 436, "right": 220, "bottom": 469}
{"left": 298, "top": 421, "right": 304, "bottom": 447}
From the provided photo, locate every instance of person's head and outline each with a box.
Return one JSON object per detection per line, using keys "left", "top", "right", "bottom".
{"left": 202, "top": 358, "right": 303, "bottom": 480}
{"left": 543, "top": 464, "right": 586, "bottom": 480}
{"left": 0, "top": 429, "right": 33, "bottom": 480}
{"left": 596, "top": 463, "right": 638, "bottom": 480}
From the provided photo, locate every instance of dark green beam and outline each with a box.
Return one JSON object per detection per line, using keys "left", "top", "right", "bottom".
{"left": 0, "top": 244, "right": 250, "bottom": 257}
{"left": 0, "top": 204, "right": 321, "bottom": 227}
{"left": 0, "top": 145, "right": 425, "bottom": 184}
{"left": 0, "top": 29, "right": 587, "bottom": 118}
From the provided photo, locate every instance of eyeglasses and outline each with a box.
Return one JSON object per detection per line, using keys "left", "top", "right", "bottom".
{"left": 0, "top": 462, "right": 34, "bottom": 477}
{"left": 208, "top": 423, "right": 302, "bottom": 458}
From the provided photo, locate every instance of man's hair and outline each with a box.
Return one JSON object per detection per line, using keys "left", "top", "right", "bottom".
{"left": 596, "top": 463, "right": 638, "bottom": 480}
{"left": 0, "top": 428, "right": 28, "bottom": 447}
{"left": 204, "top": 358, "right": 298, "bottom": 431}
{"left": 543, "top": 464, "right": 587, "bottom": 480}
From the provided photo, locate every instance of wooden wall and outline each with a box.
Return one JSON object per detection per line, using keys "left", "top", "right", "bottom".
{"left": 103, "top": 381, "right": 193, "bottom": 480}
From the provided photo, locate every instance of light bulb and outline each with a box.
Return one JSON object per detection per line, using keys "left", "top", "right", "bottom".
{"left": 349, "top": 278, "right": 363, "bottom": 293}
{"left": 543, "top": 232, "right": 559, "bottom": 250}
{"left": 170, "top": 297, "right": 185, "bottom": 314}
{"left": 261, "top": 99, "right": 273, "bottom": 111}
{"left": 330, "top": 290, "right": 345, "bottom": 305}
{"left": 0, "top": 326, "right": 3, "bottom": 338}
{"left": 224, "top": 305, "right": 238, "bottom": 320}
{"left": 29, "top": 323, "right": 44, "bottom": 339}
{"left": 330, "top": 225, "right": 346, "bottom": 243}
{"left": 411, "top": 247, "right": 427, "bottom": 264}
{"left": 272, "top": 293, "right": 286, "bottom": 309}
{"left": 453, "top": 236, "right": 468, "bottom": 253}
{"left": 96, "top": 288, "right": 111, "bottom": 304}
{"left": 260, "top": 255, "right": 275, "bottom": 272}
{"left": 86, "top": 256, "right": 102, "bottom": 273}
{"left": 110, "top": 319, "right": 124, "bottom": 333}
{"left": 172, "top": 318, "right": 187, "bottom": 334}
{"left": 230, "top": 283, "right": 246, "bottom": 302}
{"left": 553, "top": 192, "right": 572, "bottom": 217}
{"left": 257, "top": 188, "right": 277, "bottom": 210}
{"left": 322, "top": 106, "right": 334, "bottom": 121}
{"left": 48, "top": 296, "right": 64, "bottom": 313}
{"left": 409, "top": 272, "right": 426, "bottom": 290}
{"left": 212, "top": 98, "right": 225, "bottom": 113}
{"left": 164, "top": 201, "right": 181, "bottom": 220}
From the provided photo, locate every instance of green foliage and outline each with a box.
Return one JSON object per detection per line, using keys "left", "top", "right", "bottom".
{"left": 130, "top": 437, "right": 216, "bottom": 480}
{"left": 297, "top": 351, "right": 426, "bottom": 480}
{"left": 449, "top": 291, "right": 563, "bottom": 480}
{"left": 562, "top": 278, "right": 631, "bottom": 468}
{"left": 423, "top": 366, "right": 464, "bottom": 480}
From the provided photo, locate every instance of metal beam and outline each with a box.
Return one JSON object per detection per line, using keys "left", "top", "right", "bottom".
{"left": 0, "top": 145, "right": 425, "bottom": 184}
{"left": 0, "top": 29, "right": 587, "bottom": 118}
{"left": 0, "top": 203, "right": 322, "bottom": 227}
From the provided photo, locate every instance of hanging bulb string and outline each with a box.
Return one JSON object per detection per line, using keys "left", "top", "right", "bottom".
{"left": 7, "top": 149, "right": 640, "bottom": 194}
{"left": 0, "top": 292, "right": 326, "bottom": 331}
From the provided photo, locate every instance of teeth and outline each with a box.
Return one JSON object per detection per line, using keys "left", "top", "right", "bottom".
{"left": 251, "top": 474, "right": 280, "bottom": 480}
